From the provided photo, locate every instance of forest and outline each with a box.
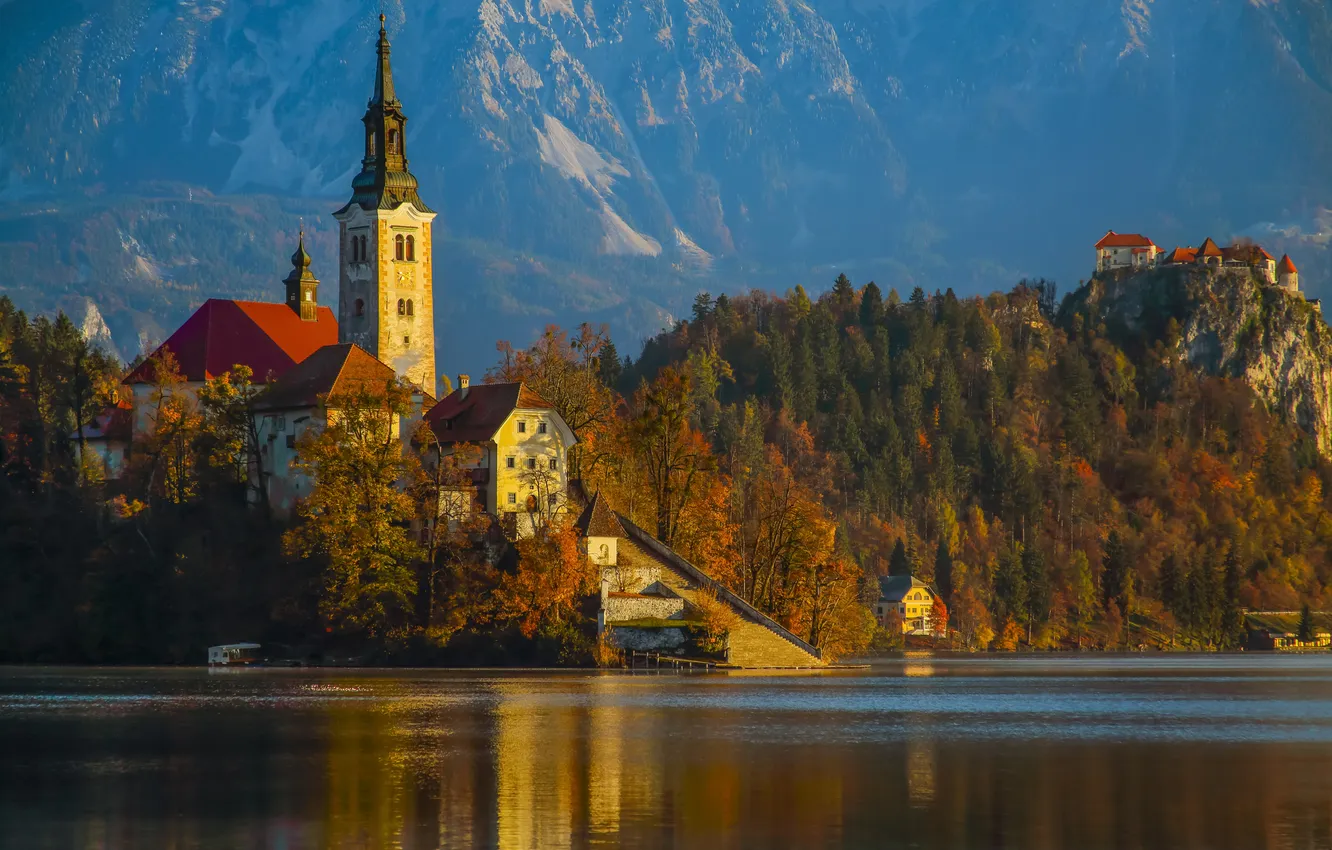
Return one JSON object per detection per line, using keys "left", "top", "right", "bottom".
{"left": 2, "top": 273, "right": 1330, "bottom": 664}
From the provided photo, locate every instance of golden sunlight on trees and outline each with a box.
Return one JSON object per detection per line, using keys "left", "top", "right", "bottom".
{"left": 283, "top": 382, "right": 422, "bottom": 638}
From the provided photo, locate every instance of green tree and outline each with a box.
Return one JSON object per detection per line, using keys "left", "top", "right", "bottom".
{"left": 1298, "top": 604, "right": 1314, "bottom": 643}
{"left": 888, "top": 538, "right": 912, "bottom": 577}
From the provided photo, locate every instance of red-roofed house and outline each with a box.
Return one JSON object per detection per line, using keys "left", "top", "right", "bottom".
{"left": 253, "top": 343, "right": 430, "bottom": 515}
{"left": 70, "top": 401, "right": 134, "bottom": 480}
{"left": 424, "top": 375, "right": 576, "bottom": 537}
{"left": 1163, "top": 246, "right": 1198, "bottom": 265}
{"left": 1095, "top": 231, "right": 1160, "bottom": 272}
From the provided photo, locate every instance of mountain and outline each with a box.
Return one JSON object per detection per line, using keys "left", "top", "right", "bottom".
{"left": 2, "top": 0, "right": 1330, "bottom": 370}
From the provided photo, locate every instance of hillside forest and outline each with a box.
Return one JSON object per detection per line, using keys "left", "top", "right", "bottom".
{"left": 3, "top": 275, "right": 1331, "bottom": 664}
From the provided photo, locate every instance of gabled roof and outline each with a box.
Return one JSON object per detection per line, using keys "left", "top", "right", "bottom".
{"left": 73, "top": 402, "right": 133, "bottom": 442}
{"left": 425, "top": 382, "right": 555, "bottom": 444}
{"left": 1196, "top": 237, "right": 1224, "bottom": 257}
{"left": 575, "top": 491, "right": 626, "bottom": 539}
{"left": 1164, "top": 247, "right": 1198, "bottom": 264}
{"left": 256, "top": 344, "right": 398, "bottom": 411}
{"left": 1279, "top": 254, "right": 1299, "bottom": 274}
{"left": 878, "top": 575, "right": 934, "bottom": 603}
{"left": 1095, "top": 231, "right": 1156, "bottom": 249}
{"left": 1221, "top": 244, "right": 1275, "bottom": 265}
{"left": 124, "top": 299, "right": 337, "bottom": 385}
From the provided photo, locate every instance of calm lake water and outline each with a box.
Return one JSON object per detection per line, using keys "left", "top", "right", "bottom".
{"left": 3, "top": 657, "right": 1332, "bottom": 850}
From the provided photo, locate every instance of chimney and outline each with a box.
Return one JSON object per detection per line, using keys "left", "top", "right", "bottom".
{"left": 458, "top": 374, "right": 470, "bottom": 399}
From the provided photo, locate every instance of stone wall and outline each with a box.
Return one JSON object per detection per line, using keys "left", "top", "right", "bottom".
{"left": 607, "top": 627, "right": 689, "bottom": 652}
{"left": 603, "top": 594, "right": 684, "bottom": 623}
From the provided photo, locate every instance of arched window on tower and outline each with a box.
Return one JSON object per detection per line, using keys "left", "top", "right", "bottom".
{"left": 406, "top": 299, "right": 414, "bottom": 317}
{"left": 368, "top": 132, "right": 377, "bottom": 157}
{"left": 395, "top": 234, "right": 405, "bottom": 261}
{"left": 354, "top": 298, "right": 365, "bottom": 317}
{"left": 397, "top": 299, "right": 406, "bottom": 316}
{"left": 359, "top": 235, "right": 368, "bottom": 261}
{"left": 405, "top": 235, "right": 415, "bottom": 261}
{"left": 388, "top": 129, "right": 400, "bottom": 155}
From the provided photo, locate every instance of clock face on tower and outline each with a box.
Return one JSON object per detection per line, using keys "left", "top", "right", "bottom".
{"left": 396, "top": 268, "right": 411, "bottom": 286}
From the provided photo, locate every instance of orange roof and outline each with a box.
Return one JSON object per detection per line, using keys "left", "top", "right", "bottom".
{"left": 1164, "top": 247, "right": 1197, "bottom": 264}
{"left": 257, "top": 344, "right": 398, "bottom": 410}
{"left": 1197, "top": 237, "right": 1223, "bottom": 257}
{"left": 125, "top": 299, "right": 338, "bottom": 385}
{"left": 1096, "top": 231, "right": 1157, "bottom": 249}
{"left": 1278, "top": 255, "right": 1299, "bottom": 274}
{"left": 1221, "top": 244, "right": 1276, "bottom": 265}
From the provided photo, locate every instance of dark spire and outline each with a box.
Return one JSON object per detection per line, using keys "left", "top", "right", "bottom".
{"left": 373, "top": 14, "right": 397, "bottom": 107}
{"left": 284, "top": 226, "right": 321, "bottom": 322}
{"left": 334, "top": 13, "right": 433, "bottom": 216}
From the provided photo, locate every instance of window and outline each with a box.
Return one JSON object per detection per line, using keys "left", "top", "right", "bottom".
{"left": 405, "top": 235, "right": 415, "bottom": 261}
{"left": 403, "top": 336, "right": 410, "bottom": 345}
{"left": 537, "top": 421, "right": 547, "bottom": 434}
{"left": 549, "top": 493, "right": 558, "bottom": 507}
{"left": 549, "top": 458, "right": 558, "bottom": 471}
{"left": 354, "top": 298, "right": 365, "bottom": 317}
{"left": 526, "top": 458, "right": 536, "bottom": 470}
{"left": 395, "top": 234, "right": 405, "bottom": 261}
{"left": 517, "top": 421, "right": 527, "bottom": 434}
{"left": 507, "top": 492, "right": 517, "bottom": 505}
{"left": 368, "top": 132, "right": 377, "bottom": 157}
{"left": 359, "top": 234, "right": 368, "bottom": 261}
{"left": 286, "top": 435, "right": 296, "bottom": 450}
{"left": 275, "top": 416, "right": 286, "bottom": 433}
{"left": 506, "top": 457, "right": 515, "bottom": 469}
{"left": 388, "top": 128, "right": 399, "bottom": 154}
{"left": 305, "top": 290, "right": 313, "bottom": 302}
{"left": 397, "top": 299, "right": 406, "bottom": 316}
{"left": 406, "top": 299, "right": 413, "bottom": 317}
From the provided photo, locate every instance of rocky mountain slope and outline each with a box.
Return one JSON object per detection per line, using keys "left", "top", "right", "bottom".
{"left": 1065, "top": 264, "right": 1332, "bottom": 456}
{"left": 2, "top": 0, "right": 1331, "bottom": 367}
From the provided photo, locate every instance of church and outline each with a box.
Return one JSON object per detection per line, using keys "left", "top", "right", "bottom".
{"left": 78, "top": 15, "right": 556, "bottom": 515}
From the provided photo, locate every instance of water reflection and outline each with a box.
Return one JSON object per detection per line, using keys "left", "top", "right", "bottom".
{"left": 4, "top": 660, "right": 1332, "bottom": 849}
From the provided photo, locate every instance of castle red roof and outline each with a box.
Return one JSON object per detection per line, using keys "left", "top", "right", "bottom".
{"left": 425, "top": 382, "right": 556, "bottom": 444}
{"left": 1095, "top": 231, "right": 1157, "bottom": 249}
{"left": 73, "top": 401, "right": 133, "bottom": 442}
{"left": 257, "top": 344, "right": 398, "bottom": 411}
{"left": 1278, "top": 255, "right": 1299, "bottom": 274}
{"left": 125, "top": 299, "right": 338, "bottom": 385}
{"left": 1164, "top": 247, "right": 1198, "bottom": 264}
{"left": 1196, "top": 237, "right": 1223, "bottom": 257}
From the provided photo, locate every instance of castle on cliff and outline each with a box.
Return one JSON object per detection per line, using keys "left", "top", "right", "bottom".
{"left": 1094, "top": 231, "right": 1300, "bottom": 293}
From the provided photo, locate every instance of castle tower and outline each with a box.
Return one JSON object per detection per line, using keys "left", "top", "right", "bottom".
{"left": 1278, "top": 255, "right": 1299, "bottom": 293}
{"left": 283, "top": 229, "right": 321, "bottom": 322}
{"left": 333, "top": 14, "right": 437, "bottom": 393}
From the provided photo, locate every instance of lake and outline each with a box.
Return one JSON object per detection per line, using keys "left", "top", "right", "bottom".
{"left": 3, "top": 657, "right": 1332, "bottom": 849}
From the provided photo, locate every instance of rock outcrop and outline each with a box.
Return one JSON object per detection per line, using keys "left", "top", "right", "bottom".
{"left": 1066, "top": 265, "right": 1332, "bottom": 455}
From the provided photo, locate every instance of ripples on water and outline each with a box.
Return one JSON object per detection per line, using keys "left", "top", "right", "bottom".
{"left": 3, "top": 656, "right": 1332, "bottom": 849}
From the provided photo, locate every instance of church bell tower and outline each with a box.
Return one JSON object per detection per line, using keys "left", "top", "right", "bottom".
{"left": 333, "top": 14, "right": 437, "bottom": 393}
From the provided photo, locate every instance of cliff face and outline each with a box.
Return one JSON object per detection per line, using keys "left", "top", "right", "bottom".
{"left": 1066, "top": 265, "right": 1332, "bottom": 455}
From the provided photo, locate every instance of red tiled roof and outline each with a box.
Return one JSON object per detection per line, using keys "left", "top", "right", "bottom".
{"left": 1221, "top": 244, "right": 1276, "bottom": 265}
{"left": 425, "top": 382, "right": 555, "bottom": 444}
{"left": 1196, "top": 237, "right": 1223, "bottom": 257}
{"left": 1095, "top": 231, "right": 1156, "bottom": 249}
{"left": 1164, "top": 247, "right": 1198, "bottom": 264}
{"left": 257, "top": 344, "right": 398, "bottom": 411}
{"left": 125, "top": 299, "right": 337, "bottom": 385}
{"left": 1279, "top": 255, "right": 1299, "bottom": 274}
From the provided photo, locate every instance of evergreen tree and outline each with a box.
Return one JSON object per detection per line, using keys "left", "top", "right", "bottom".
{"left": 888, "top": 538, "right": 912, "bottom": 577}
{"left": 692, "top": 291, "right": 714, "bottom": 325}
{"left": 598, "top": 339, "right": 623, "bottom": 389}
{"left": 832, "top": 273, "right": 855, "bottom": 311}
{"left": 1221, "top": 547, "right": 1246, "bottom": 649}
{"left": 934, "top": 539, "right": 954, "bottom": 604}
{"left": 1102, "top": 531, "right": 1131, "bottom": 618}
{"left": 859, "top": 282, "right": 884, "bottom": 328}
{"left": 1298, "top": 604, "right": 1315, "bottom": 642}
{"left": 1022, "top": 543, "right": 1050, "bottom": 640}
{"left": 993, "top": 543, "right": 1028, "bottom": 632}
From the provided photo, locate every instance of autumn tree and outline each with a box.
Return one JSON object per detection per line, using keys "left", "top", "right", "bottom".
{"left": 283, "top": 382, "right": 422, "bottom": 639}
{"left": 629, "top": 367, "right": 715, "bottom": 547}
{"left": 495, "top": 520, "right": 597, "bottom": 642}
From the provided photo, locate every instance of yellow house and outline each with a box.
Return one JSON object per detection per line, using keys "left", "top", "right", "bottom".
{"left": 876, "top": 576, "right": 943, "bottom": 636}
{"left": 424, "top": 377, "right": 576, "bottom": 537}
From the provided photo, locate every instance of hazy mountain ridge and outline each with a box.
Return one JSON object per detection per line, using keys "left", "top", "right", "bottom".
{"left": 2, "top": 0, "right": 1330, "bottom": 370}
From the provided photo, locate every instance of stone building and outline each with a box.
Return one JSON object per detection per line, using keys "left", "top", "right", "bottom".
{"left": 333, "top": 15, "right": 437, "bottom": 394}
{"left": 252, "top": 342, "right": 430, "bottom": 516}
{"left": 1095, "top": 231, "right": 1159, "bottom": 272}
{"left": 1278, "top": 254, "right": 1300, "bottom": 292}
